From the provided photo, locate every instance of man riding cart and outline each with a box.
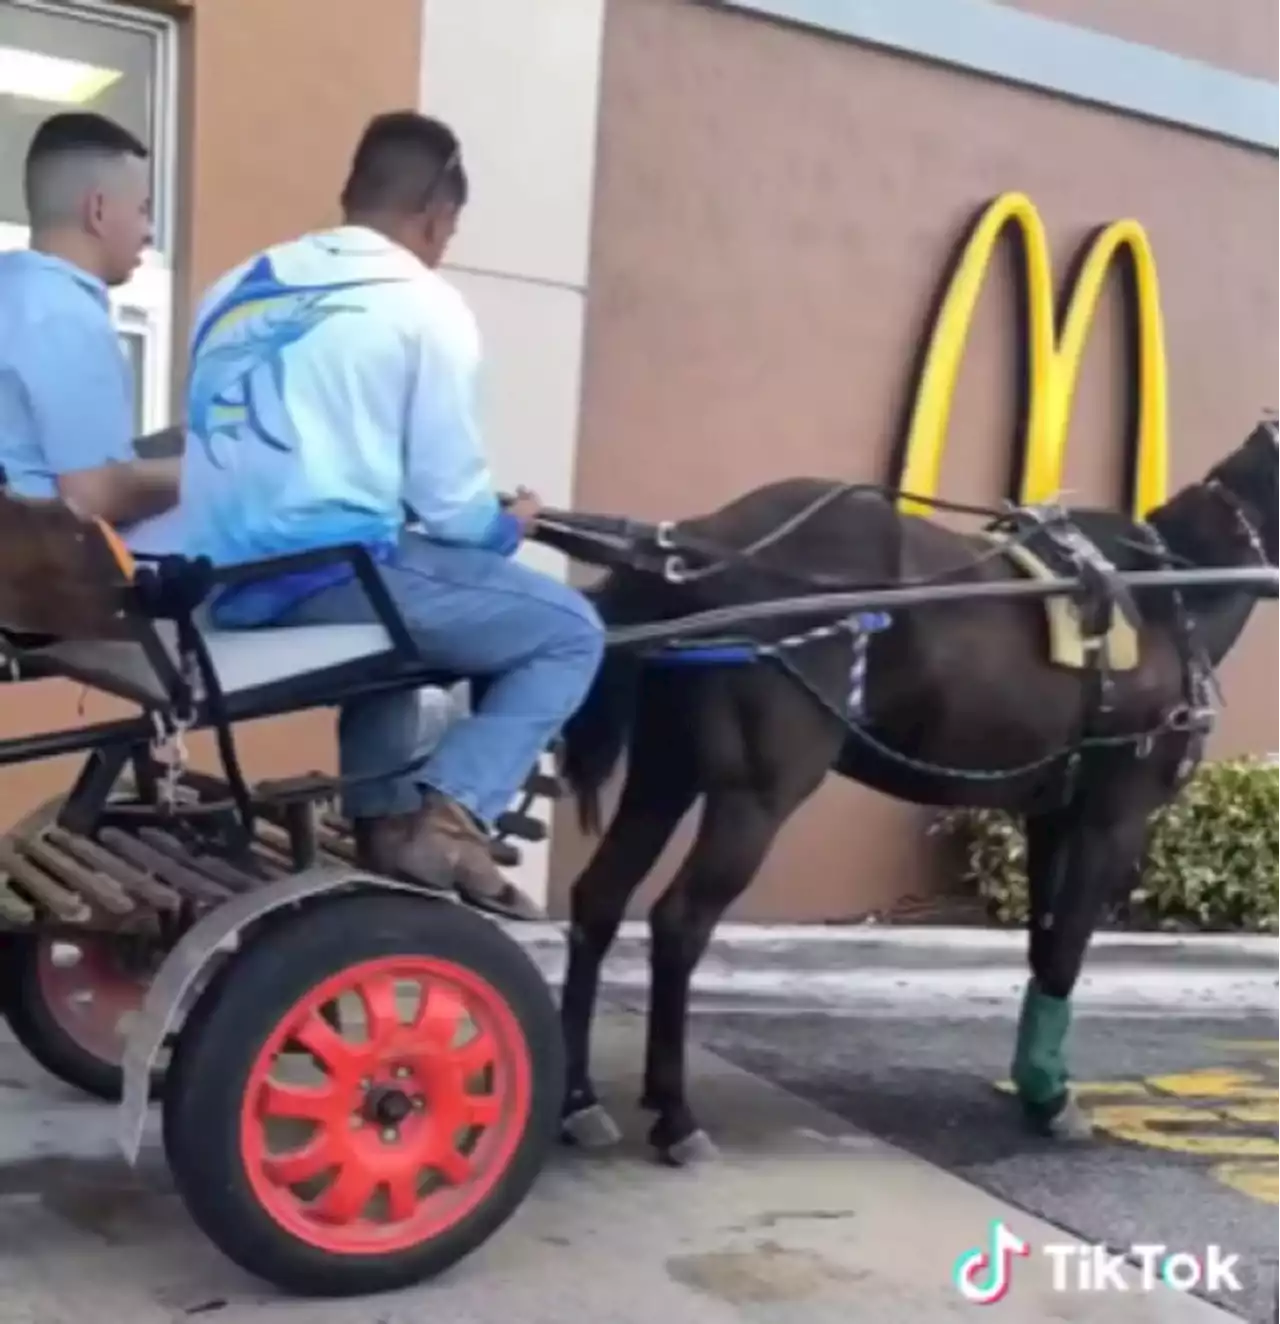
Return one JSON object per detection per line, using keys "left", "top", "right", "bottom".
{"left": 178, "top": 109, "right": 605, "bottom": 920}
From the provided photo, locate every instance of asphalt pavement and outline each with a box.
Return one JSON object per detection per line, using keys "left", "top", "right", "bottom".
{"left": 520, "top": 919, "right": 1278, "bottom": 1320}
{"left": 516, "top": 919, "right": 1278, "bottom": 1319}
{"left": 679, "top": 998, "right": 1278, "bottom": 1323}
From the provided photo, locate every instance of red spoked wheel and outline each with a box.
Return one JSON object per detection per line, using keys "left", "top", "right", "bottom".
{"left": 241, "top": 955, "right": 531, "bottom": 1253}
{"left": 162, "top": 890, "right": 563, "bottom": 1296}
{"left": 1, "top": 934, "right": 166, "bottom": 1100}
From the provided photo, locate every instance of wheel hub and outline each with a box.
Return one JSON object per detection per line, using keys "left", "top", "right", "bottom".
{"left": 363, "top": 1083, "right": 414, "bottom": 1127}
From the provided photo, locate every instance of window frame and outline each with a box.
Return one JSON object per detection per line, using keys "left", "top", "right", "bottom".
{"left": 0, "top": 0, "right": 179, "bottom": 437}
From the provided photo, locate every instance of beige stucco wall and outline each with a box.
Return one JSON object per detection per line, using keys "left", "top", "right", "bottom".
{"left": 418, "top": 0, "right": 607, "bottom": 906}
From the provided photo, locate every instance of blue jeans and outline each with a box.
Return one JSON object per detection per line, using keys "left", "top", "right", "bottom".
{"left": 271, "top": 534, "right": 605, "bottom": 826}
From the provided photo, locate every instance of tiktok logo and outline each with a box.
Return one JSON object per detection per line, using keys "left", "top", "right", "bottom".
{"left": 953, "top": 1219, "right": 1032, "bottom": 1304}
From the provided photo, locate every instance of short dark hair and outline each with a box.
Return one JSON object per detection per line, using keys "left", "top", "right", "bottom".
{"left": 339, "top": 110, "right": 468, "bottom": 216}
{"left": 24, "top": 112, "right": 148, "bottom": 227}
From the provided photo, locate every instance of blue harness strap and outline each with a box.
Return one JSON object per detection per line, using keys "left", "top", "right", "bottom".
{"left": 645, "top": 642, "right": 760, "bottom": 668}
{"left": 642, "top": 611, "right": 893, "bottom": 670}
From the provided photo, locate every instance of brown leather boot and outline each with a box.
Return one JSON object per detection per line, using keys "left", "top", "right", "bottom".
{"left": 352, "top": 811, "right": 452, "bottom": 894}
{"left": 395, "top": 792, "right": 546, "bottom": 921}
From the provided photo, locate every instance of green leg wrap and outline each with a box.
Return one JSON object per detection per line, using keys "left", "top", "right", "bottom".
{"left": 1011, "top": 980, "right": 1071, "bottom": 1114}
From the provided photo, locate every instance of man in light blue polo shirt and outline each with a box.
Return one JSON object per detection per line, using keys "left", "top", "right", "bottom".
{"left": 0, "top": 112, "right": 179, "bottom": 545}
{"left": 178, "top": 111, "right": 605, "bottom": 920}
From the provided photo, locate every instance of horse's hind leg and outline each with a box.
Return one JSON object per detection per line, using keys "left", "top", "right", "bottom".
{"left": 1013, "top": 780, "right": 1157, "bottom": 1140}
{"left": 642, "top": 775, "right": 825, "bottom": 1166}
{"left": 559, "top": 710, "right": 698, "bottom": 1148}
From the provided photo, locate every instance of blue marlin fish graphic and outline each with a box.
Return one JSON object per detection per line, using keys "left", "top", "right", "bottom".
{"left": 187, "top": 255, "right": 400, "bottom": 469}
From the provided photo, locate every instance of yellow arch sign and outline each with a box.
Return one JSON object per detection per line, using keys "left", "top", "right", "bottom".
{"left": 894, "top": 191, "right": 1169, "bottom": 521}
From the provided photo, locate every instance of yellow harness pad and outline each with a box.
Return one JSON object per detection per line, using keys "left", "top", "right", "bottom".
{"left": 981, "top": 532, "right": 1140, "bottom": 671}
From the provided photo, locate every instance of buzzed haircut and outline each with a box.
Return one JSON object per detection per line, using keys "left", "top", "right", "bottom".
{"left": 339, "top": 110, "right": 469, "bottom": 216}
{"left": 23, "top": 112, "right": 148, "bottom": 229}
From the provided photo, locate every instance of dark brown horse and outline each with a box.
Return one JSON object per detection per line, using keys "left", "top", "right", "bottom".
{"left": 540, "top": 418, "right": 1278, "bottom": 1165}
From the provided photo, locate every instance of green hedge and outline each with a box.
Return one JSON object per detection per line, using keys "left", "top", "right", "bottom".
{"left": 932, "top": 757, "right": 1279, "bottom": 933}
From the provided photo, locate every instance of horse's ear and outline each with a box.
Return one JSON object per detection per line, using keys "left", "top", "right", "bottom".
{"left": 1213, "top": 416, "right": 1278, "bottom": 490}
{"left": 1243, "top": 412, "right": 1278, "bottom": 452}
{"left": 1241, "top": 416, "right": 1280, "bottom": 518}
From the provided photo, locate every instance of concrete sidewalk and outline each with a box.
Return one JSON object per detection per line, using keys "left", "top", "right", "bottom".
{"left": 0, "top": 1013, "right": 1243, "bottom": 1322}
{"left": 513, "top": 922, "right": 1280, "bottom": 956}
{"left": 508, "top": 923, "right": 1280, "bottom": 1015}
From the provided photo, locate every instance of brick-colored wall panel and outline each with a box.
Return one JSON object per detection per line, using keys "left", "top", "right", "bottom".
{"left": 551, "top": 0, "right": 1278, "bottom": 920}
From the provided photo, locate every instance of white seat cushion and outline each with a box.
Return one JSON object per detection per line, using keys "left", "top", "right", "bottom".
{"left": 29, "top": 621, "right": 400, "bottom": 704}
{"left": 203, "top": 623, "right": 396, "bottom": 693}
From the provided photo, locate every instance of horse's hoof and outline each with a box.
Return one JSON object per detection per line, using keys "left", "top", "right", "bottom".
{"left": 561, "top": 1103, "right": 623, "bottom": 1149}
{"left": 656, "top": 1128, "right": 719, "bottom": 1168}
{"left": 1044, "top": 1096, "right": 1093, "bottom": 1141}
{"left": 1020, "top": 1091, "right": 1093, "bottom": 1141}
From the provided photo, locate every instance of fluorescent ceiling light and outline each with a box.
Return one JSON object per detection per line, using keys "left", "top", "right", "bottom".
{"left": 0, "top": 45, "right": 122, "bottom": 105}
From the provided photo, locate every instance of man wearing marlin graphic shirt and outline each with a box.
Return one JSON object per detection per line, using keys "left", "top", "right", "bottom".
{"left": 176, "top": 111, "right": 604, "bottom": 921}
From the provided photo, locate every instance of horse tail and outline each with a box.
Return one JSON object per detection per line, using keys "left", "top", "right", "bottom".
{"left": 558, "top": 569, "right": 663, "bottom": 835}
{"left": 560, "top": 648, "right": 642, "bottom": 835}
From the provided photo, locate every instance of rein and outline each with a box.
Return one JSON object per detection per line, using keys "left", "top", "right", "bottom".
{"left": 535, "top": 484, "right": 1060, "bottom": 595}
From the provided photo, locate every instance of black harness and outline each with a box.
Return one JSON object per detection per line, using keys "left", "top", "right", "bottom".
{"left": 534, "top": 481, "right": 1271, "bottom": 800}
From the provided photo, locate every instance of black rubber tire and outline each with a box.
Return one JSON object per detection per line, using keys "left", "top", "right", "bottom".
{"left": 0, "top": 934, "right": 164, "bottom": 1102}
{"left": 161, "top": 890, "right": 564, "bottom": 1297}
{"left": 0, "top": 779, "right": 179, "bottom": 1103}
